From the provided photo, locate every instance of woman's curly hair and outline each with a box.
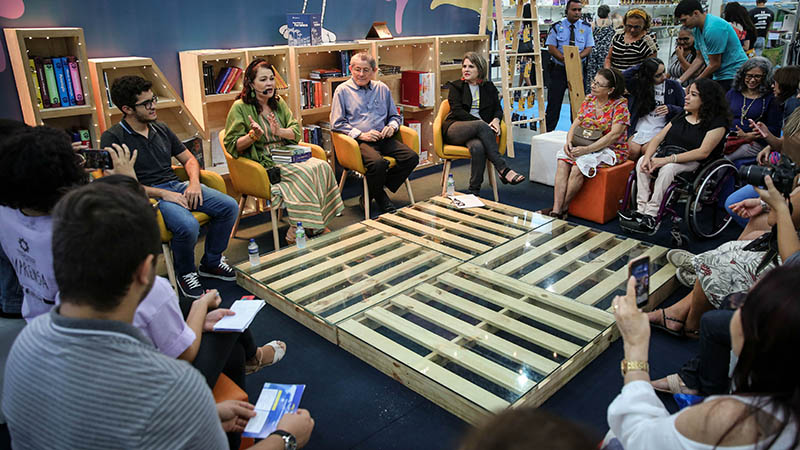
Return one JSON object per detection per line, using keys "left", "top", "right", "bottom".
{"left": 691, "top": 78, "right": 732, "bottom": 131}
{"left": 732, "top": 57, "right": 774, "bottom": 96}
{"left": 631, "top": 57, "right": 664, "bottom": 117}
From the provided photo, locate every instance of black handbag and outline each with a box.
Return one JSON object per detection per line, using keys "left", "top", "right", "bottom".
{"left": 655, "top": 144, "right": 689, "bottom": 158}
{"left": 266, "top": 166, "right": 281, "bottom": 185}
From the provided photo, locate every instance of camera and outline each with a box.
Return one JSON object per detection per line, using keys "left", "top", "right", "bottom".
{"left": 738, "top": 154, "right": 799, "bottom": 196}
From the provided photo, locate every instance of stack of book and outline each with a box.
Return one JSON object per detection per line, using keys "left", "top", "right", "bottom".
{"left": 309, "top": 68, "right": 342, "bottom": 80}
{"left": 210, "top": 66, "right": 243, "bottom": 95}
{"left": 378, "top": 64, "right": 401, "bottom": 75}
{"left": 31, "top": 56, "right": 86, "bottom": 109}
{"left": 299, "top": 79, "right": 323, "bottom": 109}
{"left": 272, "top": 145, "right": 311, "bottom": 164}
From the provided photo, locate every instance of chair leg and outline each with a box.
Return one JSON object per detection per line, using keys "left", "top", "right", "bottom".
{"left": 487, "top": 162, "right": 499, "bottom": 202}
{"left": 230, "top": 195, "right": 246, "bottom": 241}
{"left": 162, "top": 243, "right": 178, "bottom": 296}
{"left": 338, "top": 169, "right": 347, "bottom": 193}
{"left": 270, "top": 205, "right": 280, "bottom": 250}
{"left": 405, "top": 179, "right": 415, "bottom": 205}
{"left": 363, "top": 176, "right": 370, "bottom": 220}
{"left": 441, "top": 160, "right": 452, "bottom": 197}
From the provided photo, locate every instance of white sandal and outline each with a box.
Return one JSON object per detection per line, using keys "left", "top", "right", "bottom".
{"left": 245, "top": 340, "right": 286, "bottom": 375}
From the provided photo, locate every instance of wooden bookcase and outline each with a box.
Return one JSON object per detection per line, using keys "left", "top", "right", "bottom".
{"left": 435, "top": 35, "right": 490, "bottom": 106}
{"left": 87, "top": 57, "right": 207, "bottom": 161}
{"left": 4, "top": 27, "right": 101, "bottom": 147}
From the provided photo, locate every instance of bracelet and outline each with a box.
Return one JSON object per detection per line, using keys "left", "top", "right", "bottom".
{"left": 620, "top": 359, "right": 649, "bottom": 376}
{"left": 672, "top": 154, "right": 677, "bottom": 164}
{"left": 248, "top": 129, "right": 258, "bottom": 141}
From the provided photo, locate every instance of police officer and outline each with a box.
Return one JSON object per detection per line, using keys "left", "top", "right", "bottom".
{"left": 545, "top": 0, "right": 594, "bottom": 132}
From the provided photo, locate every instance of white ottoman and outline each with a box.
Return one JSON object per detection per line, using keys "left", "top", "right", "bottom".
{"left": 529, "top": 130, "right": 568, "bottom": 186}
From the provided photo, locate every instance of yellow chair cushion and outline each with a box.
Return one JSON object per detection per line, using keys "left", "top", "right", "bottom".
{"left": 332, "top": 126, "right": 418, "bottom": 175}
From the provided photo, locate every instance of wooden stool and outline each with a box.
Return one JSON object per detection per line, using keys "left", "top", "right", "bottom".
{"left": 568, "top": 160, "right": 634, "bottom": 224}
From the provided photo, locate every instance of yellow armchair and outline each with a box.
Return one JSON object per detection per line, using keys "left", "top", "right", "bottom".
{"left": 432, "top": 100, "right": 507, "bottom": 201}
{"left": 331, "top": 125, "right": 418, "bottom": 219}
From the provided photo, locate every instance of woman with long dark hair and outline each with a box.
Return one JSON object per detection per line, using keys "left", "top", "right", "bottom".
{"left": 619, "top": 78, "right": 730, "bottom": 233}
{"left": 724, "top": 1, "right": 758, "bottom": 53}
{"left": 607, "top": 265, "right": 800, "bottom": 449}
{"left": 623, "top": 57, "right": 685, "bottom": 161}
{"left": 223, "top": 58, "right": 343, "bottom": 243}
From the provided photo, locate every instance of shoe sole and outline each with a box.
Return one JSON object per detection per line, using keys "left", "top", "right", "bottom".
{"left": 675, "top": 269, "right": 697, "bottom": 288}
{"left": 197, "top": 270, "right": 236, "bottom": 282}
{"left": 177, "top": 284, "right": 203, "bottom": 299}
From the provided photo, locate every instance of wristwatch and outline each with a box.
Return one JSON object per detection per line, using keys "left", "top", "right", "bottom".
{"left": 268, "top": 429, "right": 297, "bottom": 450}
{"left": 620, "top": 359, "right": 649, "bottom": 376}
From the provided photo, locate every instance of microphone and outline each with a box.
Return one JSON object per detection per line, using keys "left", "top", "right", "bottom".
{"left": 261, "top": 88, "right": 272, "bottom": 95}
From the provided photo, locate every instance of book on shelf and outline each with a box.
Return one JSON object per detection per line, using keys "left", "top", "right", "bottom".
{"left": 53, "top": 57, "right": 71, "bottom": 107}
{"left": 28, "top": 59, "right": 43, "bottom": 109}
{"left": 42, "top": 59, "right": 61, "bottom": 108}
{"left": 214, "top": 67, "right": 232, "bottom": 94}
{"left": 302, "top": 125, "right": 322, "bottom": 146}
{"left": 378, "top": 64, "right": 401, "bottom": 75}
{"left": 33, "top": 58, "right": 51, "bottom": 109}
{"left": 400, "top": 71, "right": 435, "bottom": 108}
{"left": 220, "top": 67, "right": 241, "bottom": 94}
{"left": 271, "top": 65, "right": 288, "bottom": 90}
{"left": 309, "top": 68, "right": 342, "bottom": 80}
{"left": 202, "top": 63, "right": 215, "bottom": 95}
{"left": 182, "top": 136, "right": 205, "bottom": 169}
{"left": 66, "top": 57, "right": 85, "bottom": 105}
{"left": 405, "top": 119, "right": 423, "bottom": 153}
{"left": 103, "top": 71, "right": 113, "bottom": 107}
{"left": 243, "top": 383, "right": 305, "bottom": 439}
{"left": 339, "top": 50, "right": 352, "bottom": 76}
{"left": 59, "top": 57, "right": 77, "bottom": 107}
{"left": 299, "top": 79, "right": 324, "bottom": 109}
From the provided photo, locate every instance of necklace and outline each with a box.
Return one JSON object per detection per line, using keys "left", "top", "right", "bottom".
{"left": 740, "top": 95, "right": 762, "bottom": 123}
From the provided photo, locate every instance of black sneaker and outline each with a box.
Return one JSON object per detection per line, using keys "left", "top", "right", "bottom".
{"left": 617, "top": 209, "right": 641, "bottom": 222}
{"left": 198, "top": 257, "right": 236, "bottom": 281}
{"left": 640, "top": 215, "right": 658, "bottom": 233}
{"left": 178, "top": 272, "right": 204, "bottom": 299}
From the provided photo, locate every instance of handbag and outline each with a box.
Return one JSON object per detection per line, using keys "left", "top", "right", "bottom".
{"left": 724, "top": 135, "right": 749, "bottom": 155}
{"left": 266, "top": 166, "right": 281, "bottom": 185}
{"left": 654, "top": 144, "right": 689, "bottom": 158}
{"left": 571, "top": 126, "right": 603, "bottom": 147}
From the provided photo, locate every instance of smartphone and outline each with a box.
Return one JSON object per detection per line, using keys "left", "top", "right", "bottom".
{"left": 78, "top": 149, "right": 113, "bottom": 170}
{"left": 628, "top": 256, "right": 650, "bottom": 309}
{"left": 748, "top": 119, "right": 769, "bottom": 138}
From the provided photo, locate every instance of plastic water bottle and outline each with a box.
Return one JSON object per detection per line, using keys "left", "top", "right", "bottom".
{"left": 295, "top": 222, "right": 307, "bottom": 249}
{"left": 248, "top": 239, "right": 259, "bottom": 267}
{"left": 446, "top": 174, "right": 455, "bottom": 196}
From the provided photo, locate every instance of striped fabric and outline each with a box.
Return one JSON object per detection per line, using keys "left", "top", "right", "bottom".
{"left": 273, "top": 157, "right": 345, "bottom": 230}
{"left": 609, "top": 31, "right": 659, "bottom": 72}
{"left": 2, "top": 309, "right": 228, "bottom": 450}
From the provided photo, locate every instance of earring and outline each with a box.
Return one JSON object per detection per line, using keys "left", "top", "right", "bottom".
{"left": 250, "top": 89, "right": 256, "bottom": 98}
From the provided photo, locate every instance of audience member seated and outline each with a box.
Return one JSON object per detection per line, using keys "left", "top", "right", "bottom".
{"left": 724, "top": 57, "right": 780, "bottom": 162}
{"left": 442, "top": 52, "right": 524, "bottom": 196}
{"left": 667, "top": 27, "right": 705, "bottom": 86}
{"left": 771, "top": 65, "right": 800, "bottom": 122}
{"left": 101, "top": 75, "right": 239, "bottom": 299}
{"left": 330, "top": 52, "right": 419, "bottom": 214}
{"left": 540, "top": 68, "right": 629, "bottom": 219}
{"left": 224, "top": 58, "right": 344, "bottom": 243}
{"left": 2, "top": 182, "right": 315, "bottom": 449}
{"left": 459, "top": 407, "right": 599, "bottom": 450}
{"left": 606, "top": 9, "right": 658, "bottom": 72}
{"left": 650, "top": 176, "right": 800, "bottom": 337}
{"left": 605, "top": 265, "right": 800, "bottom": 449}
{"left": 618, "top": 78, "right": 729, "bottom": 234}
{"left": 623, "top": 58, "right": 685, "bottom": 161}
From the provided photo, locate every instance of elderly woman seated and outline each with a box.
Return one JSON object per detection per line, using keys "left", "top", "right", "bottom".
{"left": 540, "top": 68, "right": 629, "bottom": 219}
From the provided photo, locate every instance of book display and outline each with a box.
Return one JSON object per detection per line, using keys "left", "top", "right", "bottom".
{"left": 4, "top": 28, "right": 100, "bottom": 147}
{"left": 178, "top": 50, "right": 247, "bottom": 135}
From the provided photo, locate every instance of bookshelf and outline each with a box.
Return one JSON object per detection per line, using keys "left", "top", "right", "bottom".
{"left": 4, "top": 27, "right": 100, "bottom": 147}
{"left": 87, "top": 57, "right": 207, "bottom": 162}
{"left": 435, "top": 35, "right": 490, "bottom": 105}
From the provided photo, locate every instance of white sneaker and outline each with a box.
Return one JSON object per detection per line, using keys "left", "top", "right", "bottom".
{"left": 667, "top": 249, "right": 695, "bottom": 273}
{"left": 676, "top": 267, "right": 698, "bottom": 288}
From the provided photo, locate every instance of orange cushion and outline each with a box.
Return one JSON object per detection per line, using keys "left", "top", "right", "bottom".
{"left": 568, "top": 160, "right": 635, "bottom": 224}
{"left": 212, "top": 374, "right": 254, "bottom": 449}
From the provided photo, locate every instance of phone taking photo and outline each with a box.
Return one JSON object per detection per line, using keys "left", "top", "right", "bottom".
{"left": 629, "top": 256, "right": 650, "bottom": 309}
{"left": 78, "top": 149, "right": 114, "bottom": 170}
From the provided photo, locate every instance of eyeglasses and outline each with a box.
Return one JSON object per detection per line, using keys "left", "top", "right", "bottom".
{"left": 133, "top": 95, "right": 158, "bottom": 109}
{"left": 591, "top": 80, "right": 610, "bottom": 88}
{"left": 676, "top": 37, "right": 690, "bottom": 42}
{"left": 744, "top": 74, "right": 764, "bottom": 80}
{"left": 625, "top": 24, "right": 643, "bottom": 31}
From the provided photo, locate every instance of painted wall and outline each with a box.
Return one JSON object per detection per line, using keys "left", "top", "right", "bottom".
{"left": 0, "top": 0, "right": 480, "bottom": 122}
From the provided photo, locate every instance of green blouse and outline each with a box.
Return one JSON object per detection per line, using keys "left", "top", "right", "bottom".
{"left": 223, "top": 97, "right": 302, "bottom": 169}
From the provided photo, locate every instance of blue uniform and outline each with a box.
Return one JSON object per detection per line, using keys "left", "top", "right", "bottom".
{"left": 545, "top": 18, "right": 594, "bottom": 131}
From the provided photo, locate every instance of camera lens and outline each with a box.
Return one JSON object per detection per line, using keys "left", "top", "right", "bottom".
{"left": 738, "top": 165, "right": 773, "bottom": 187}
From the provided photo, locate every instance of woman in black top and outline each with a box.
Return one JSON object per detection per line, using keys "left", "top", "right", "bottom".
{"left": 443, "top": 52, "right": 524, "bottom": 196}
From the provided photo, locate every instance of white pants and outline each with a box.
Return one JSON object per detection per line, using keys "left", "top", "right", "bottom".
{"left": 636, "top": 157, "right": 700, "bottom": 216}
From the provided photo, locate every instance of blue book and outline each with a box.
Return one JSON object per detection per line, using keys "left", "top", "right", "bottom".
{"left": 60, "top": 57, "right": 77, "bottom": 106}
{"left": 53, "top": 57, "right": 71, "bottom": 107}
{"left": 243, "top": 383, "right": 305, "bottom": 439}
{"left": 215, "top": 67, "right": 232, "bottom": 94}
{"left": 286, "top": 14, "right": 311, "bottom": 46}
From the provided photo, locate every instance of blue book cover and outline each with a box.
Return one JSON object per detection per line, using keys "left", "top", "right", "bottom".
{"left": 310, "top": 13, "right": 322, "bottom": 45}
{"left": 60, "top": 57, "right": 76, "bottom": 106}
{"left": 243, "top": 383, "right": 305, "bottom": 439}
{"left": 53, "top": 57, "right": 71, "bottom": 107}
{"left": 286, "top": 14, "right": 311, "bottom": 46}
{"left": 215, "top": 67, "right": 232, "bottom": 94}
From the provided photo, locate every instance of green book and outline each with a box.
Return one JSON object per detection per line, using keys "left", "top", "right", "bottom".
{"left": 43, "top": 58, "right": 60, "bottom": 107}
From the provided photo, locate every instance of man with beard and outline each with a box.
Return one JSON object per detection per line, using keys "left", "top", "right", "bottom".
{"left": 101, "top": 76, "right": 238, "bottom": 299}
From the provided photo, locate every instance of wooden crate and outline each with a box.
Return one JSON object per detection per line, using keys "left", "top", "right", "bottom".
{"left": 337, "top": 261, "right": 617, "bottom": 424}
{"left": 362, "top": 196, "right": 551, "bottom": 260}
{"left": 235, "top": 223, "right": 460, "bottom": 343}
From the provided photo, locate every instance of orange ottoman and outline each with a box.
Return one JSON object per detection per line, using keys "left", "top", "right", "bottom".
{"left": 568, "top": 160, "right": 634, "bottom": 224}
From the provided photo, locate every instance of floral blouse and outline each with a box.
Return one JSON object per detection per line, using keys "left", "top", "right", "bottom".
{"left": 576, "top": 94, "right": 631, "bottom": 161}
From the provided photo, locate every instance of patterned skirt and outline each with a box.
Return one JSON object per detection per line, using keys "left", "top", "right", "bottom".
{"left": 272, "top": 158, "right": 344, "bottom": 230}
{"left": 693, "top": 240, "right": 778, "bottom": 308}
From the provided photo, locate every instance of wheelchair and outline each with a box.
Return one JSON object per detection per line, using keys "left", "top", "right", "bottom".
{"left": 619, "top": 156, "right": 739, "bottom": 247}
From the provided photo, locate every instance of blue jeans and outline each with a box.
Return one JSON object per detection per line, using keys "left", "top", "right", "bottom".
{"left": 754, "top": 36, "right": 766, "bottom": 56}
{"left": 154, "top": 181, "right": 238, "bottom": 275}
{"left": 724, "top": 185, "right": 758, "bottom": 228}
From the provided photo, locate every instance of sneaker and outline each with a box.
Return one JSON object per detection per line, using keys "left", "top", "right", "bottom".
{"left": 618, "top": 209, "right": 642, "bottom": 222}
{"left": 640, "top": 215, "right": 659, "bottom": 233}
{"left": 667, "top": 249, "right": 696, "bottom": 273}
{"left": 198, "top": 257, "right": 236, "bottom": 281}
{"left": 676, "top": 267, "right": 698, "bottom": 288}
{"left": 178, "top": 272, "right": 203, "bottom": 299}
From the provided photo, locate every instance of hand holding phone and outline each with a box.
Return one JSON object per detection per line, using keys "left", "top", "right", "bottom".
{"left": 628, "top": 256, "right": 650, "bottom": 309}
{"left": 78, "top": 149, "right": 114, "bottom": 170}
{"left": 748, "top": 119, "right": 769, "bottom": 138}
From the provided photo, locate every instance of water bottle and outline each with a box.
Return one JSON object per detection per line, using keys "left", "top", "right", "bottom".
{"left": 446, "top": 174, "right": 455, "bottom": 196}
{"left": 248, "top": 239, "right": 259, "bottom": 267}
{"left": 295, "top": 222, "right": 307, "bottom": 249}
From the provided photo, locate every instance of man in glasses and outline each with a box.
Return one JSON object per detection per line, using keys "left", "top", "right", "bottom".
{"left": 544, "top": 0, "right": 594, "bottom": 132}
{"left": 675, "top": 0, "right": 748, "bottom": 92}
{"left": 100, "top": 76, "right": 238, "bottom": 299}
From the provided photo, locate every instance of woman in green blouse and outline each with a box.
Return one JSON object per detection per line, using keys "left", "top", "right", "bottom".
{"left": 224, "top": 59, "right": 343, "bottom": 243}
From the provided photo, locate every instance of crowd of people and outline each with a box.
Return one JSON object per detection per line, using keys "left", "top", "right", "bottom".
{"left": 2, "top": 0, "right": 800, "bottom": 447}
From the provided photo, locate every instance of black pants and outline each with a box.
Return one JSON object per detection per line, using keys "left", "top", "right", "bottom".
{"left": 359, "top": 137, "right": 418, "bottom": 199}
{"left": 445, "top": 120, "right": 508, "bottom": 191}
{"left": 715, "top": 78, "right": 733, "bottom": 93}
{"left": 678, "top": 309, "right": 734, "bottom": 395}
{"left": 545, "top": 63, "right": 569, "bottom": 132}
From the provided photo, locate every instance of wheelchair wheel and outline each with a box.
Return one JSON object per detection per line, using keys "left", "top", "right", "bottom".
{"left": 685, "top": 159, "right": 738, "bottom": 239}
